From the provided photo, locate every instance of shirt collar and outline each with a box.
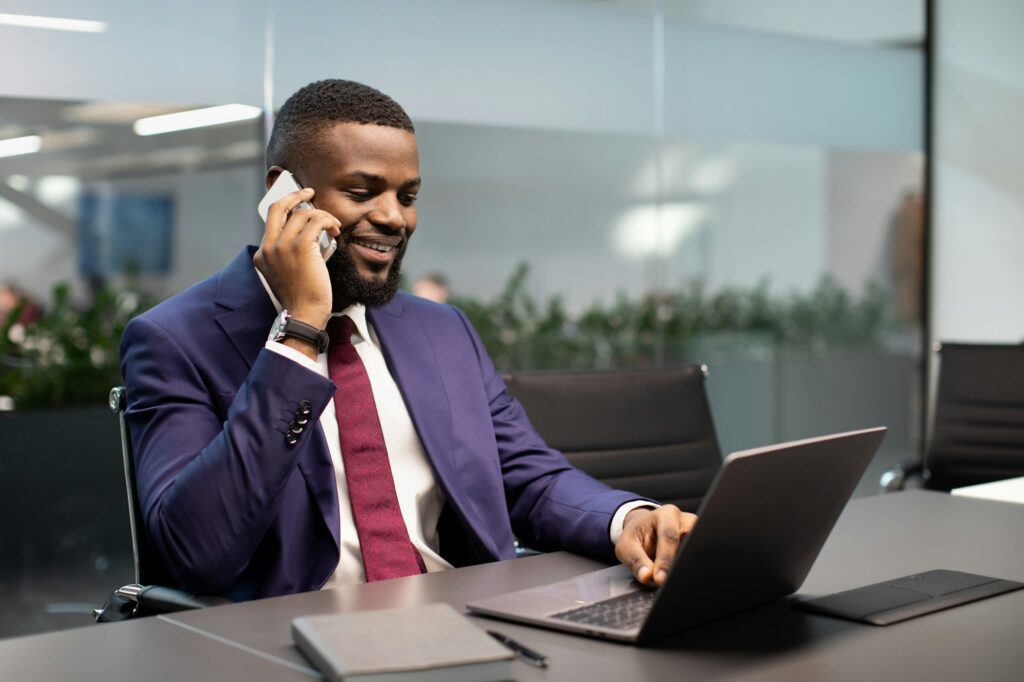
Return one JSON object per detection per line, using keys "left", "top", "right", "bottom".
{"left": 332, "top": 304, "right": 370, "bottom": 345}
{"left": 255, "top": 265, "right": 370, "bottom": 345}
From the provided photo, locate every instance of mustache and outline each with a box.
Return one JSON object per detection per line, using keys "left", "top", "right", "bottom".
{"left": 340, "top": 226, "right": 407, "bottom": 247}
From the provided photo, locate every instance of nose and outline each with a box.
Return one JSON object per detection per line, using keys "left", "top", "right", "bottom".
{"left": 367, "top": 193, "right": 407, "bottom": 232}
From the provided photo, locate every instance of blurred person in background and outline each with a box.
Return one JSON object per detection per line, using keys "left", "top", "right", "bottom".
{"left": 411, "top": 273, "right": 449, "bottom": 303}
{"left": 0, "top": 281, "right": 43, "bottom": 326}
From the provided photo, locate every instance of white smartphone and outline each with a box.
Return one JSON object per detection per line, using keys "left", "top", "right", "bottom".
{"left": 257, "top": 170, "right": 337, "bottom": 260}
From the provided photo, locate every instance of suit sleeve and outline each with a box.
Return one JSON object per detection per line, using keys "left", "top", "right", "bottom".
{"left": 120, "top": 315, "right": 335, "bottom": 593}
{"left": 448, "top": 306, "right": 646, "bottom": 563}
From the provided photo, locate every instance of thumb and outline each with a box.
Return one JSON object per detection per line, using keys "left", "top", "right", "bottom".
{"left": 615, "top": 532, "right": 656, "bottom": 584}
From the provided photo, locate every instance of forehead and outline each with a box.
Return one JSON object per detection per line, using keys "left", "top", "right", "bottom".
{"left": 315, "top": 122, "right": 419, "bottom": 178}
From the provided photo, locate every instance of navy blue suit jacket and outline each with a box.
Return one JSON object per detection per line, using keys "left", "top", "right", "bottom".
{"left": 120, "top": 247, "right": 638, "bottom": 599}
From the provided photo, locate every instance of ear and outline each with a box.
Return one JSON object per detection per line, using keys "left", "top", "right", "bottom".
{"left": 265, "top": 166, "right": 284, "bottom": 191}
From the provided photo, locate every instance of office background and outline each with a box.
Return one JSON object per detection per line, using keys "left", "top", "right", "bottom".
{"left": 0, "top": 0, "right": 1018, "bottom": 639}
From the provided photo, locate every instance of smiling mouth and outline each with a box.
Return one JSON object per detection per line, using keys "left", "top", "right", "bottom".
{"left": 346, "top": 234, "right": 404, "bottom": 264}
{"left": 350, "top": 238, "right": 397, "bottom": 254}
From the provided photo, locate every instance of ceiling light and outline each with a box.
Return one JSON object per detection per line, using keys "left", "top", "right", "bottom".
{"left": 0, "top": 12, "right": 106, "bottom": 33}
{"left": 133, "top": 104, "right": 262, "bottom": 136}
{"left": 0, "top": 135, "right": 42, "bottom": 159}
{"left": 38, "top": 175, "right": 81, "bottom": 206}
{"left": 6, "top": 175, "right": 30, "bottom": 191}
{"left": 612, "top": 202, "right": 708, "bottom": 259}
{"left": 63, "top": 102, "right": 183, "bottom": 125}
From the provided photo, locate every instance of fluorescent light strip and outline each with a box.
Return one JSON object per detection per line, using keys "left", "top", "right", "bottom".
{"left": 0, "top": 12, "right": 106, "bottom": 33}
{"left": 0, "top": 135, "right": 42, "bottom": 159}
{"left": 133, "top": 104, "right": 262, "bottom": 136}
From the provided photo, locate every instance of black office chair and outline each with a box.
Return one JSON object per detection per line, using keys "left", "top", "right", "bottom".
{"left": 881, "top": 342, "right": 1024, "bottom": 492}
{"left": 503, "top": 365, "right": 723, "bottom": 512}
{"left": 94, "top": 386, "right": 228, "bottom": 622}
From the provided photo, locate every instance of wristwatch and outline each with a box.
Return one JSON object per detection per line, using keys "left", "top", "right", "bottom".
{"left": 269, "top": 310, "right": 329, "bottom": 354}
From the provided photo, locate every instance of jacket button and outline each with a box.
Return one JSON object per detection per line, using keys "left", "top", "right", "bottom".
{"left": 289, "top": 422, "right": 304, "bottom": 435}
{"left": 299, "top": 400, "right": 312, "bottom": 414}
{"left": 285, "top": 432, "right": 299, "bottom": 445}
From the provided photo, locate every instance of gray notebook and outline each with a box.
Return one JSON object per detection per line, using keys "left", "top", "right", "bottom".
{"left": 292, "top": 602, "right": 513, "bottom": 682}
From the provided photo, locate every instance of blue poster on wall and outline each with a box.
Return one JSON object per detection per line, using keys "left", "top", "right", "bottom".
{"left": 77, "top": 192, "right": 174, "bottom": 276}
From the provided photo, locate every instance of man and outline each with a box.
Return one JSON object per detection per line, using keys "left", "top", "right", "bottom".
{"left": 120, "top": 79, "right": 695, "bottom": 601}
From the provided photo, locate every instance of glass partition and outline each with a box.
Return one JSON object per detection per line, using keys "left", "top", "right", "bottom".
{"left": 0, "top": 94, "right": 263, "bottom": 637}
{"left": 0, "top": 0, "right": 924, "bottom": 638}
{"left": 266, "top": 0, "right": 925, "bottom": 460}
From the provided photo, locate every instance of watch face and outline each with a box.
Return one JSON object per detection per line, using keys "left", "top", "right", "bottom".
{"left": 270, "top": 310, "right": 290, "bottom": 341}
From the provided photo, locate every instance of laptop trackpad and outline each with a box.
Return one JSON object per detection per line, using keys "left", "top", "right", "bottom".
{"left": 471, "top": 565, "right": 640, "bottom": 616}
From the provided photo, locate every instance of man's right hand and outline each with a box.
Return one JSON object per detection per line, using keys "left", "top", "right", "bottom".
{"left": 253, "top": 187, "right": 341, "bottom": 331}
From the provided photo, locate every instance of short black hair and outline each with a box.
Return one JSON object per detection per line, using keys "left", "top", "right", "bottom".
{"left": 266, "top": 79, "right": 414, "bottom": 169}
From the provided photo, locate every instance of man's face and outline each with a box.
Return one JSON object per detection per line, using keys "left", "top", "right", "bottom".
{"left": 293, "top": 122, "right": 420, "bottom": 308}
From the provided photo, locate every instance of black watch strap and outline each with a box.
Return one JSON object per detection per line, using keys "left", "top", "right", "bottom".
{"left": 281, "top": 316, "right": 330, "bottom": 354}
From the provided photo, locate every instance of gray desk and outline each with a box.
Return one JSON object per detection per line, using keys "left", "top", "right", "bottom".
{"left": 3, "top": 491, "right": 1023, "bottom": 681}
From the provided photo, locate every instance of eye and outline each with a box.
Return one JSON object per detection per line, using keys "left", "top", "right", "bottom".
{"left": 400, "top": 193, "right": 418, "bottom": 206}
{"left": 346, "top": 189, "right": 372, "bottom": 201}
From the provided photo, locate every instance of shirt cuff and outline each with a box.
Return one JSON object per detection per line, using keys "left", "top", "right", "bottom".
{"left": 609, "top": 500, "right": 661, "bottom": 545}
{"left": 264, "top": 339, "right": 322, "bottom": 374}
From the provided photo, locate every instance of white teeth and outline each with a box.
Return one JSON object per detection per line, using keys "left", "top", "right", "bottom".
{"left": 353, "top": 240, "right": 393, "bottom": 253}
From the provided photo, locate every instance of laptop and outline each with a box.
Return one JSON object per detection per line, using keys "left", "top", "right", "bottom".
{"left": 467, "top": 427, "right": 887, "bottom": 644}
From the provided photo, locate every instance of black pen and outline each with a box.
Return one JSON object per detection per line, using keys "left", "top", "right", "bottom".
{"left": 486, "top": 629, "right": 549, "bottom": 668}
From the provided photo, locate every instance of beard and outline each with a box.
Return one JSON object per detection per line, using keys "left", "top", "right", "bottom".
{"left": 326, "top": 239, "right": 405, "bottom": 308}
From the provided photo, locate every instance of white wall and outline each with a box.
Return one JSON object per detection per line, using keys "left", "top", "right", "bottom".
{"left": 932, "top": 0, "right": 1024, "bottom": 343}
{"left": 270, "top": 0, "right": 921, "bottom": 148}
{"left": 0, "top": 167, "right": 261, "bottom": 301}
{"left": 0, "top": 0, "right": 922, "bottom": 309}
{"left": 410, "top": 126, "right": 918, "bottom": 307}
{"left": 0, "top": 0, "right": 263, "bottom": 106}
{"left": 0, "top": 0, "right": 922, "bottom": 141}
{"left": 664, "top": 0, "right": 923, "bottom": 45}
{"left": 663, "top": 21, "right": 921, "bottom": 149}
{"left": 111, "top": 167, "right": 263, "bottom": 296}
{"left": 828, "top": 151, "right": 923, "bottom": 296}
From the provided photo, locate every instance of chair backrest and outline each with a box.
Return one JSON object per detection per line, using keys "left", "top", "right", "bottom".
{"left": 926, "top": 343, "right": 1024, "bottom": 490}
{"left": 503, "top": 365, "right": 722, "bottom": 512}
{"left": 110, "top": 386, "right": 173, "bottom": 586}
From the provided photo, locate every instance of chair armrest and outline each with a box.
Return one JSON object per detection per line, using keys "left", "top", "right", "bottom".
{"left": 137, "top": 585, "right": 230, "bottom": 612}
{"left": 94, "top": 584, "right": 230, "bottom": 623}
{"left": 879, "top": 460, "right": 924, "bottom": 493}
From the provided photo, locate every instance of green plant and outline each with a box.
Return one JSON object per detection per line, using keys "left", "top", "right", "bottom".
{"left": 0, "top": 282, "right": 155, "bottom": 409}
{"left": 0, "top": 265, "right": 895, "bottom": 407}
{"left": 452, "top": 265, "right": 895, "bottom": 371}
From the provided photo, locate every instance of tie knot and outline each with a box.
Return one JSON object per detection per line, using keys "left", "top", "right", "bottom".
{"left": 326, "top": 315, "right": 357, "bottom": 347}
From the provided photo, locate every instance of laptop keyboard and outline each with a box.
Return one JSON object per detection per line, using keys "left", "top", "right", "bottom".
{"left": 550, "top": 589, "right": 657, "bottom": 630}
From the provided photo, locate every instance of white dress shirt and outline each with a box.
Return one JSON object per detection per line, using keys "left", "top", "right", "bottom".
{"left": 255, "top": 270, "right": 650, "bottom": 586}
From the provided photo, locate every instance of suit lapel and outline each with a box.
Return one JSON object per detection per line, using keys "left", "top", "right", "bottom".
{"left": 213, "top": 247, "right": 340, "bottom": 555}
{"left": 370, "top": 297, "right": 504, "bottom": 564}
{"left": 368, "top": 298, "right": 458, "bottom": 484}
{"left": 213, "top": 247, "right": 277, "bottom": 369}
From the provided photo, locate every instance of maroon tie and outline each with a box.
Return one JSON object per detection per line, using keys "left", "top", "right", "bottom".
{"left": 327, "top": 315, "right": 425, "bottom": 581}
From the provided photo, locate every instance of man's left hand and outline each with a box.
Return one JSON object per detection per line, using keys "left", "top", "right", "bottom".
{"left": 615, "top": 505, "right": 697, "bottom": 586}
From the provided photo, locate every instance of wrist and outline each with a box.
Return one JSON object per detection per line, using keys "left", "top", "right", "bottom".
{"left": 611, "top": 502, "right": 660, "bottom": 545}
{"left": 624, "top": 507, "right": 651, "bottom": 528}
{"left": 269, "top": 310, "right": 329, "bottom": 355}
{"left": 280, "top": 336, "right": 321, "bottom": 361}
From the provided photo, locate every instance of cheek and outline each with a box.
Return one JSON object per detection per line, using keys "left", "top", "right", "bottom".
{"left": 317, "top": 194, "right": 360, "bottom": 224}
{"left": 403, "top": 208, "right": 418, "bottom": 234}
